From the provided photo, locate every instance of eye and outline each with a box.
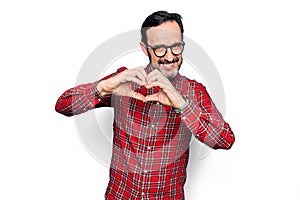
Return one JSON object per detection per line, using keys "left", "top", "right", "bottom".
{"left": 172, "top": 44, "right": 182, "bottom": 50}
{"left": 171, "top": 43, "right": 184, "bottom": 54}
{"left": 154, "top": 46, "right": 166, "bottom": 54}
{"left": 173, "top": 42, "right": 183, "bottom": 47}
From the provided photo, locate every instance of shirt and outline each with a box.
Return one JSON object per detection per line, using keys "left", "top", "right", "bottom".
{"left": 55, "top": 64, "right": 235, "bottom": 200}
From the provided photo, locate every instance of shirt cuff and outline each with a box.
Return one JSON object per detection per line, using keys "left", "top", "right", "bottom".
{"left": 90, "top": 81, "right": 105, "bottom": 100}
{"left": 174, "top": 96, "right": 190, "bottom": 113}
{"left": 179, "top": 97, "right": 207, "bottom": 133}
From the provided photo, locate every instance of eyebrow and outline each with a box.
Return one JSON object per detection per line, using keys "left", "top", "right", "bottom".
{"left": 148, "top": 42, "right": 183, "bottom": 48}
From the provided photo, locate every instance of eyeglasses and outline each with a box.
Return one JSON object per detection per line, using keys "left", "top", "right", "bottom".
{"left": 146, "top": 42, "right": 185, "bottom": 58}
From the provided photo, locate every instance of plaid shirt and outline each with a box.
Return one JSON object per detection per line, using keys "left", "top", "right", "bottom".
{"left": 55, "top": 65, "right": 235, "bottom": 200}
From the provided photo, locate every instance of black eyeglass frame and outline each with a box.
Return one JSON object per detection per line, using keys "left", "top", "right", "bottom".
{"left": 146, "top": 42, "right": 185, "bottom": 58}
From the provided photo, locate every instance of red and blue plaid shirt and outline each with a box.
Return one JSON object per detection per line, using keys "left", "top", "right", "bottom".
{"left": 55, "top": 65, "right": 235, "bottom": 199}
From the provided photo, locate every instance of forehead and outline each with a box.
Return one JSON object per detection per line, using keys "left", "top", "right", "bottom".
{"left": 146, "top": 21, "right": 182, "bottom": 46}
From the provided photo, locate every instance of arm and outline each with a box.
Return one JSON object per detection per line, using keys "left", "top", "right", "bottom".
{"left": 55, "top": 67, "right": 127, "bottom": 116}
{"left": 55, "top": 66, "right": 148, "bottom": 116}
{"left": 181, "top": 81, "right": 235, "bottom": 150}
{"left": 142, "top": 69, "right": 234, "bottom": 149}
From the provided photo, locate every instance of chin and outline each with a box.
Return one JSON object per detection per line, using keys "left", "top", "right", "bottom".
{"left": 162, "top": 70, "right": 178, "bottom": 80}
{"left": 151, "top": 63, "right": 180, "bottom": 80}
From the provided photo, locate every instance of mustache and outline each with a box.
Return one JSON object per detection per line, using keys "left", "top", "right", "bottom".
{"left": 158, "top": 57, "right": 179, "bottom": 65}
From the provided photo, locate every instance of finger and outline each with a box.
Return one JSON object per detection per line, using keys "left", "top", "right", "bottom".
{"left": 146, "top": 75, "right": 158, "bottom": 85}
{"left": 143, "top": 93, "right": 159, "bottom": 102}
{"left": 147, "top": 69, "right": 165, "bottom": 79}
{"left": 132, "top": 69, "right": 147, "bottom": 85}
{"left": 146, "top": 82, "right": 177, "bottom": 100}
{"left": 136, "top": 67, "right": 148, "bottom": 79}
{"left": 123, "top": 77, "right": 145, "bottom": 86}
{"left": 146, "top": 70, "right": 158, "bottom": 84}
{"left": 125, "top": 68, "right": 147, "bottom": 85}
{"left": 146, "top": 81, "right": 169, "bottom": 90}
{"left": 131, "top": 91, "right": 145, "bottom": 101}
{"left": 146, "top": 81, "right": 160, "bottom": 88}
{"left": 147, "top": 70, "right": 169, "bottom": 86}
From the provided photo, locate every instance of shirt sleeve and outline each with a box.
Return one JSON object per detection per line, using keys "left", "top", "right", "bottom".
{"left": 55, "top": 67, "right": 127, "bottom": 116}
{"left": 181, "top": 81, "right": 235, "bottom": 150}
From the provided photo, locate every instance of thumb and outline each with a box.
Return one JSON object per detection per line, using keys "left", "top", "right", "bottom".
{"left": 143, "top": 93, "right": 159, "bottom": 103}
{"left": 131, "top": 91, "right": 145, "bottom": 101}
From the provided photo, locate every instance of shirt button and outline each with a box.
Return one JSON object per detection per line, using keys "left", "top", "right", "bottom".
{"left": 156, "top": 102, "right": 160, "bottom": 105}
{"left": 196, "top": 134, "right": 199, "bottom": 137}
{"left": 182, "top": 116, "right": 187, "bottom": 120}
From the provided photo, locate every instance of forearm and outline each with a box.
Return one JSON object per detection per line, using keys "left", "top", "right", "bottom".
{"left": 180, "top": 83, "right": 235, "bottom": 150}
{"left": 55, "top": 67, "right": 127, "bottom": 116}
{"left": 181, "top": 101, "right": 234, "bottom": 149}
{"left": 55, "top": 81, "right": 110, "bottom": 116}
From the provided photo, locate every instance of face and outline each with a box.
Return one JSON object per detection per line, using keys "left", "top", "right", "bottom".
{"left": 140, "top": 21, "right": 183, "bottom": 80}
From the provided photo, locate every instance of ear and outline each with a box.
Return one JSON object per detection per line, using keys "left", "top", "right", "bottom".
{"left": 140, "top": 42, "right": 148, "bottom": 56}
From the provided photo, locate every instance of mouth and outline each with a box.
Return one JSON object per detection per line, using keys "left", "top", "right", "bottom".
{"left": 160, "top": 63, "right": 175, "bottom": 69}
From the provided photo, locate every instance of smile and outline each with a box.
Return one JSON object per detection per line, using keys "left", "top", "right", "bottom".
{"left": 161, "top": 63, "right": 175, "bottom": 69}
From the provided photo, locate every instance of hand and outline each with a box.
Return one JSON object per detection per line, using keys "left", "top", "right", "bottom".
{"left": 97, "top": 66, "right": 147, "bottom": 101}
{"left": 143, "top": 69, "right": 185, "bottom": 108}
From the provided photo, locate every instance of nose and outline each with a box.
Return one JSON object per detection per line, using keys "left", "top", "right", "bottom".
{"left": 165, "top": 48, "right": 175, "bottom": 61}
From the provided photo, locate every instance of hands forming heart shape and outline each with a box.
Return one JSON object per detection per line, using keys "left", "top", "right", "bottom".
{"left": 98, "top": 66, "right": 185, "bottom": 109}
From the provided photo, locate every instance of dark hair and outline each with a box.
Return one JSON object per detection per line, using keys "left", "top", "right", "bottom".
{"left": 141, "top": 11, "right": 184, "bottom": 44}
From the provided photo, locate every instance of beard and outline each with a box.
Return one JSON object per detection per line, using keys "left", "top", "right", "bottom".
{"left": 147, "top": 49, "right": 182, "bottom": 80}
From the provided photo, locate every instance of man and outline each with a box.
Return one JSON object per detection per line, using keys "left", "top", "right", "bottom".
{"left": 55, "top": 11, "right": 235, "bottom": 200}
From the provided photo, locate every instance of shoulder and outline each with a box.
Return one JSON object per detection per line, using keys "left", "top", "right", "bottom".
{"left": 177, "top": 73, "right": 206, "bottom": 90}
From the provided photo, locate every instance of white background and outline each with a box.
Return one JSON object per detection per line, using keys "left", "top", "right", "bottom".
{"left": 1, "top": 0, "right": 300, "bottom": 200}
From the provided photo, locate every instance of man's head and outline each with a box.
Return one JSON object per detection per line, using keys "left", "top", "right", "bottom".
{"left": 140, "top": 11, "right": 184, "bottom": 80}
